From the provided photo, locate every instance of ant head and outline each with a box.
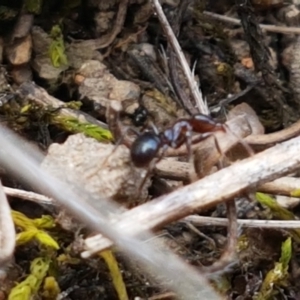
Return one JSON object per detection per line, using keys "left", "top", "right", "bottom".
{"left": 130, "top": 132, "right": 161, "bottom": 168}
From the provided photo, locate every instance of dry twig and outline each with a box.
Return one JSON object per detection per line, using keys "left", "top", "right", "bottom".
{"left": 0, "top": 181, "right": 15, "bottom": 269}
{"left": 246, "top": 119, "right": 300, "bottom": 148}
{"left": 183, "top": 215, "right": 300, "bottom": 229}
{"left": 167, "top": 0, "right": 197, "bottom": 115}
{"left": 3, "top": 187, "right": 53, "bottom": 205}
{"left": 151, "top": 0, "right": 207, "bottom": 114}
{"left": 200, "top": 200, "right": 238, "bottom": 273}
{"left": 204, "top": 11, "right": 300, "bottom": 34}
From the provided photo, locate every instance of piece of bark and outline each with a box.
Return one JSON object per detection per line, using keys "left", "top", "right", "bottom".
{"left": 155, "top": 159, "right": 193, "bottom": 181}
{"left": 193, "top": 115, "right": 254, "bottom": 178}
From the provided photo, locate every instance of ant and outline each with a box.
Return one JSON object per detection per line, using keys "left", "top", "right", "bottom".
{"left": 106, "top": 101, "right": 252, "bottom": 197}
{"left": 130, "top": 114, "right": 225, "bottom": 168}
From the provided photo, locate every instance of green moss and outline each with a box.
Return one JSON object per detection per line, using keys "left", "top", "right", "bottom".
{"left": 49, "top": 25, "right": 68, "bottom": 68}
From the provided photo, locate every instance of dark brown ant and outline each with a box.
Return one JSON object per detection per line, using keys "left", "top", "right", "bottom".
{"left": 106, "top": 101, "right": 253, "bottom": 197}
{"left": 130, "top": 114, "right": 226, "bottom": 168}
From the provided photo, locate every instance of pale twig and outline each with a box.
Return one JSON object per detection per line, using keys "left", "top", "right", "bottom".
{"left": 183, "top": 215, "right": 300, "bottom": 229}
{"left": 200, "top": 200, "right": 238, "bottom": 274}
{"left": 151, "top": 0, "right": 207, "bottom": 114}
{"left": 0, "top": 181, "right": 15, "bottom": 269}
{"left": 84, "top": 135, "right": 300, "bottom": 256}
{"left": 155, "top": 159, "right": 193, "bottom": 181}
{"left": 149, "top": 292, "right": 176, "bottom": 300}
{"left": 245, "top": 119, "right": 300, "bottom": 147}
{"left": 258, "top": 177, "right": 300, "bottom": 196}
{"left": 204, "top": 11, "right": 300, "bottom": 34}
{"left": 202, "top": 158, "right": 238, "bottom": 273}
{"left": 3, "top": 187, "right": 53, "bottom": 205}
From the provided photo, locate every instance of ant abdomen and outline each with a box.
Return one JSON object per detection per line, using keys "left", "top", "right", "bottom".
{"left": 191, "top": 114, "right": 226, "bottom": 133}
{"left": 130, "top": 131, "right": 161, "bottom": 168}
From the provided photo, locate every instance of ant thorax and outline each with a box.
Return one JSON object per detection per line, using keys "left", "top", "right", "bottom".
{"left": 162, "top": 120, "right": 193, "bottom": 149}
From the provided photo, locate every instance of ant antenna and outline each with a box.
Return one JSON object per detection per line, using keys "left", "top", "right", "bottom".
{"left": 101, "top": 101, "right": 140, "bottom": 168}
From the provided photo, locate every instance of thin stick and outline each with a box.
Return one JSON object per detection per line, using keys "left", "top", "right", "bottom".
{"left": 167, "top": 0, "right": 197, "bottom": 115}
{"left": 200, "top": 200, "right": 238, "bottom": 273}
{"left": 3, "top": 187, "right": 53, "bottom": 205}
{"left": 0, "top": 181, "right": 15, "bottom": 268}
{"left": 200, "top": 160, "right": 238, "bottom": 273}
{"left": 204, "top": 11, "right": 300, "bottom": 35}
{"left": 246, "top": 119, "right": 300, "bottom": 147}
{"left": 184, "top": 215, "right": 300, "bottom": 229}
{"left": 151, "top": 0, "right": 208, "bottom": 114}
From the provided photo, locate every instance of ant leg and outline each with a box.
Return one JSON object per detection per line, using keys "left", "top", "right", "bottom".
{"left": 101, "top": 126, "right": 140, "bottom": 168}
{"left": 135, "top": 160, "right": 156, "bottom": 201}
{"left": 135, "top": 145, "right": 169, "bottom": 199}
{"left": 148, "top": 121, "right": 160, "bottom": 135}
{"left": 192, "top": 131, "right": 226, "bottom": 158}
{"left": 105, "top": 100, "right": 140, "bottom": 163}
{"left": 185, "top": 131, "right": 193, "bottom": 162}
